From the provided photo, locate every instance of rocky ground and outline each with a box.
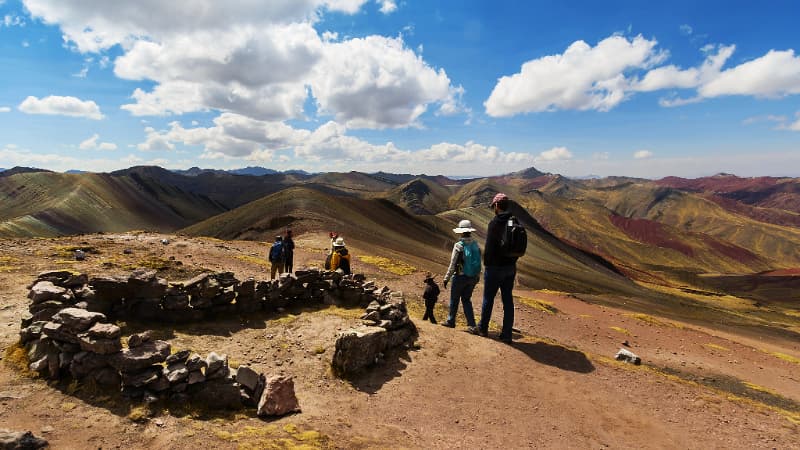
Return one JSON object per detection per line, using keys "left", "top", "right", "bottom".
{"left": 0, "top": 232, "right": 798, "bottom": 449}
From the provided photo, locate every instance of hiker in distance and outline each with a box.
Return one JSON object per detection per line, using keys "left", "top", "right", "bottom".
{"left": 442, "top": 219, "right": 482, "bottom": 334}
{"left": 421, "top": 272, "right": 440, "bottom": 324}
{"left": 268, "top": 235, "right": 286, "bottom": 280}
{"left": 329, "top": 237, "right": 352, "bottom": 275}
{"left": 478, "top": 193, "right": 527, "bottom": 343}
{"left": 283, "top": 229, "right": 295, "bottom": 274}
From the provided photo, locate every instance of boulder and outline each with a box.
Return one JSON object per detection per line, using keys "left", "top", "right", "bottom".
{"left": 205, "top": 352, "right": 227, "bottom": 374}
{"left": 19, "top": 322, "right": 46, "bottom": 344}
{"left": 163, "top": 295, "right": 189, "bottom": 310}
{"left": 51, "top": 308, "right": 106, "bottom": 333}
{"left": 93, "top": 367, "right": 122, "bottom": 387}
{"left": 28, "top": 281, "right": 67, "bottom": 304}
{"left": 164, "top": 363, "right": 189, "bottom": 384}
{"left": 165, "top": 349, "right": 191, "bottom": 365}
{"left": 257, "top": 375, "right": 300, "bottom": 417}
{"left": 128, "top": 269, "right": 167, "bottom": 299}
{"left": 70, "top": 351, "right": 110, "bottom": 378}
{"left": 147, "top": 375, "right": 171, "bottom": 393}
{"left": 36, "top": 270, "right": 74, "bottom": 285}
{"left": 194, "top": 379, "right": 243, "bottom": 410}
{"left": 109, "top": 340, "right": 170, "bottom": 372}
{"left": 41, "top": 322, "right": 81, "bottom": 345}
{"left": 78, "top": 335, "right": 122, "bottom": 355}
{"left": 187, "top": 370, "right": 205, "bottom": 385}
{"left": 185, "top": 353, "right": 207, "bottom": 372}
{"left": 89, "top": 276, "right": 129, "bottom": 302}
{"left": 121, "top": 366, "right": 161, "bottom": 388}
{"left": 615, "top": 348, "right": 642, "bottom": 365}
{"left": 0, "top": 429, "right": 48, "bottom": 450}
{"left": 85, "top": 322, "right": 121, "bottom": 340}
{"left": 127, "top": 331, "right": 153, "bottom": 348}
{"left": 214, "top": 272, "right": 239, "bottom": 288}
{"left": 331, "top": 326, "right": 388, "bottom": 376}
{"left": 234, "top": 365, "right": 260, "bottom": 392}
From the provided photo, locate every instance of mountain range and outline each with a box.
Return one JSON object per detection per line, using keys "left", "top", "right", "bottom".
{"left": 1, "top": 165, "right": 799, "bottom": 321}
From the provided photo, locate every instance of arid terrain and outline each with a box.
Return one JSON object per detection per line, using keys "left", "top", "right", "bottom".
{"left": 1, "top": 231, "right": 798, "bottom": 449}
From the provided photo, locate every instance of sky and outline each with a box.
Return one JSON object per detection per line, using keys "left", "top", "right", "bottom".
{"left": 1, "top": 0, "right": 799, "bottom": 178}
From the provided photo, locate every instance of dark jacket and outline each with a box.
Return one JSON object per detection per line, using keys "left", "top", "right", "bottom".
{"left": 283, "top": 237, "right": 295, "bottom": 257}
{"left": 483, "top": 211, "right": 518, "bottom": 267}
{"left": 423, "top": 280, "right": 440, "bottom": 302}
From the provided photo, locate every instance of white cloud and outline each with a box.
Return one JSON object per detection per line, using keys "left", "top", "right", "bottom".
{"left": 25, "top": 0, "right": 461, "bottom": 129}
{"left": 635, "top": 45, "right": 734, "bottom": 92}
{"left": 377, "top": 0, "right": 397, "bottom": 14}
{"left": 310, "top": 35, "right": 461, "bottom": 128}
{"left": 679, "top": 24, "right": 693, "bottom": 36}
{"left": 18, "top": 95, "right": 104, "bottom": 119}
{"left": 700, "top": 49, "right": 800, "bottom": 98}
{"left": 138, "top": 127, "right": 176, "bottom": 152}
{"left": 634, "top": 150, "right": 653, "bottom": 159}
{"left": 536, "top": 147, "right": 573, "bottom": 162}
{"left": 21, "top": 40, "right": 30, "bottom": 47}
{"left": 485, "top": 34, "right": 666, "bottom": 116}
{"left": 774, "top": 112, "right": 800, "bottom": 131}
{"left": 79, "top": 133, "right": 117, "bottom": 150}
{"left": 742, "top": 114, "right": 787, "bottom": 125}
{"left": 0, "top": 106, "right": 10, "bottom": 112}
{"left": 592, "top": 152, "right": 609, "bottom": 160}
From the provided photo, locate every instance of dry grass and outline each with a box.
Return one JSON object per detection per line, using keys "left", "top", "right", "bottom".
{"left": 358, "top": 255, "right": 416, "bottom": 276}
{"left": 0, "top": 255, "right": 21, "bottom": 272}
{"left": 3, "top": 343, "right": 35, "bottom": 377}
{"left": 214, "top": 423, "right": 330, "bottom": 449}
{"left": 761, "top": 350, "right": 800, "bottom": 366}
{"left": 703, "top": 343, "right": 729, "bottom": 352}
{"left": 236, "top": 254, "right": 271, "bottom": 268}
{"left": 625, "top": 313, "right": 684, "bottom": 329}
{"left": 517, "top": 296, "right": 558, "bottom": 314}
{"left": 126, "top": 404, "right": 151, "bottom": 423}
{"left": 610, "top": 326, "right": 631, "bottom": 336}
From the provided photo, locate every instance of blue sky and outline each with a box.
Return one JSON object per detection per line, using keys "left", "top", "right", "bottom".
{"left": 1, "top": 0, "right": 799, "bottom": 177}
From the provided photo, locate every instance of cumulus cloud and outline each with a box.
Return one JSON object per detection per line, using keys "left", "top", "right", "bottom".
{"left": 0, "top": 106, "right": 10, "bottom": 112}
{"left": 634, "top": 150, "right": 653, "bottom": 159}
{"left": 485, "top": 34, "right": 666, "bottom": 116}
{"left": 18, "top": 95, "right": 104, "bottom": 119}
{"left": 138, "top": 127, "right": 176, "bottom": 152}
{"left": 79, "top": 134, "right": 117, "bottom": 150}
{"left": 310, "top": 35, "right": 461, "bottom": 128}
{"left": 24, "top": 0, "right": 461, "bottom": 129}
{"left": 635, "top": 45, "right": 734, "bottom": 92}
{"left": 679, "top": 24, "right": 693, "bottom": 36}
{"left": 377, "top": 0, "right": 397, "bottom": 14}
{"left": 536, "top": 146, "right": 573, "bottom": 161}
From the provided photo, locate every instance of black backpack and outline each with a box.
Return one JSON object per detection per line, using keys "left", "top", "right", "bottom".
{"left": 500, "top": 216, "right": 527, "bottom": 258}
{"left": 269, "top": 241, "right": 284, "bottom": 262}
{"left": 337, "top": 250, "right": 351, "bottom": 275}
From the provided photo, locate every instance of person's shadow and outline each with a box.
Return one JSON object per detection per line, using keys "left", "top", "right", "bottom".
{"left": 510, "top": 340, "right": 595, "bottom": 374}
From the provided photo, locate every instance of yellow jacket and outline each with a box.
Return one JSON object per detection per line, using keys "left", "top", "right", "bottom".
{"left": 330, "top": 249, "right": 351, "bottom": 273}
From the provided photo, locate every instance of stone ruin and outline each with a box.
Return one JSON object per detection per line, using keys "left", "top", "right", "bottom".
{"left": 16, "top": 268, "right": 416, "bottom": 416}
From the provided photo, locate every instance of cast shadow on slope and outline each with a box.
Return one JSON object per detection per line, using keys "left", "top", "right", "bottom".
{"left": 345, "top": 347, "right": 418, "bottom": 395}
{"left": 510, "top": 341, "right": 595, "bottom": 374}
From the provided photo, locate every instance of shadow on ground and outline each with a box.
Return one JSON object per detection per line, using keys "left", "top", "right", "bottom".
{"left": 512, "top": 341, "right": 595, "bottom": 374}
{"left": 346, "top": 347, "right": 418, "bottom": 395}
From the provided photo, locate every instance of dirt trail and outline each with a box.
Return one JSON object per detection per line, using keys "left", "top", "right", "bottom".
{"left": 0, "top": 233, "right": 798, "bottom": 449}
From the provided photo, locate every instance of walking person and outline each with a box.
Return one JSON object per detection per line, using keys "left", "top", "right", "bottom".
{"left": 442, "top": 219, "right": 482, "bottom": 333}
{"left": 268, "top": 235, "right": 285, "bottom": 280}
{"left": 478, "top": 193, "right": 525, "bottom": 343}
{"left": 283, "top": 229, "right": 295, "bottom": 274}
{"left": 422, "top": 272, "right": 440, "bottom": 324}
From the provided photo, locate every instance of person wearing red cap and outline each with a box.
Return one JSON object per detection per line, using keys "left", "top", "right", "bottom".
{"left": 478, "top": 193, "right": 519, "bottom": 342}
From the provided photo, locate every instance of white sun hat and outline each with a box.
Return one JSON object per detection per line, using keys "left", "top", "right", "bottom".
{"left": 453, "top": 219, "right": 476, "bottom": 234}
{"left": 333, "top": 237, "right": 346, "bottom": 247}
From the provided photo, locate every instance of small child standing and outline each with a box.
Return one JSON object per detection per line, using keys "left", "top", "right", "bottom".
{"left": 422, "top": 272, "right": 440, "bottom": 324}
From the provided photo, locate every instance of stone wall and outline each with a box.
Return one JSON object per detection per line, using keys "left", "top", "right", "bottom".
{"left": 17, "top": 268, "right": 416, "bottom": 414}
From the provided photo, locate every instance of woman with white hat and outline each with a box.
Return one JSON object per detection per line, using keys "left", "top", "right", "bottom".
{"left": 442, "top": 219, "right": 481, "bottom": 333}
{"left": 329, "top": 236, "right": 352, "bottom": 275}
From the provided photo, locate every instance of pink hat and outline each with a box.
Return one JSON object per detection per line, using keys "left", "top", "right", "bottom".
{"left": 491, "top": 192, "right": 509, "bottom": 206}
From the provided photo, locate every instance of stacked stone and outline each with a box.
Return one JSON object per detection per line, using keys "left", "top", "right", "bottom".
{"left": 235, "top": 278, "right": 259, "bottom": 313}
{"left": 25, "top": 270, "right": 87, "bottom": 322}
{"left": 125, "top": 269, "right": 167, "bottom": 321}
{"left": 331, "top": 290, "right": 418, "bottom": 377}
{"left": 111, "top": 332, "right": 172, "bottom": 399}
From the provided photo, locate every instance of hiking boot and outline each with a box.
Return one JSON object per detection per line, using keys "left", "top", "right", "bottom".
{"left": 441, "top": 321, "right": 455, "bottom": 328}
{"left": 466, "top": 326, "right": 479, "bottom": 335}
{"left": 498, "top": 335, "right": 513, "bottom": 344}
{"left": 478, "top": 328, "right": 488, "bottom": 337}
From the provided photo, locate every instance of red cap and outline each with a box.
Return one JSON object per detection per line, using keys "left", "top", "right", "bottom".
{"left": 491, "top": 192, "right": 509, "bottom": 206}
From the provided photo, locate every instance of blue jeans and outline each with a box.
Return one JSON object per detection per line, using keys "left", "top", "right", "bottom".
{"left": 479, "top": 265, "right": 516, "bottom": 339}
{"left": 447, "top": 274, "right": 478, "bottom": 327}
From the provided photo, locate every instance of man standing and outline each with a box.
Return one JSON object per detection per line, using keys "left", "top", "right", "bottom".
{"left": 478, "top": 193, "right": 520, "bottom": 343}
{"left": 283, "top": 229, "right": 295, "bottom": 274}
{"left": 268, "top": 235, "right": 285, "bottom": 280}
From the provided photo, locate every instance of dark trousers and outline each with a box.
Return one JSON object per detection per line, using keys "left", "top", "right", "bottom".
{"left": 285, "top": 254, "right": 293, "bottom": 274}
{"left": 479, "top": 265, "right": 516, "bottom": 339}
{"left": 422, "top": 298, "right": 437, "bottom": 323}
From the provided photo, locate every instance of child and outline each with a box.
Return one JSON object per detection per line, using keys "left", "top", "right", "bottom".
{"left": 422, "top": 272, "right": 440, "bottom": 324}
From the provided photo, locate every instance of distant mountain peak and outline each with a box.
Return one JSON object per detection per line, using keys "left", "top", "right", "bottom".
{"left": 511, "top": 166, "right": 546, "bottom": 179}
{"left": 0, "top": 166, "right": 52, "bottom": 177}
